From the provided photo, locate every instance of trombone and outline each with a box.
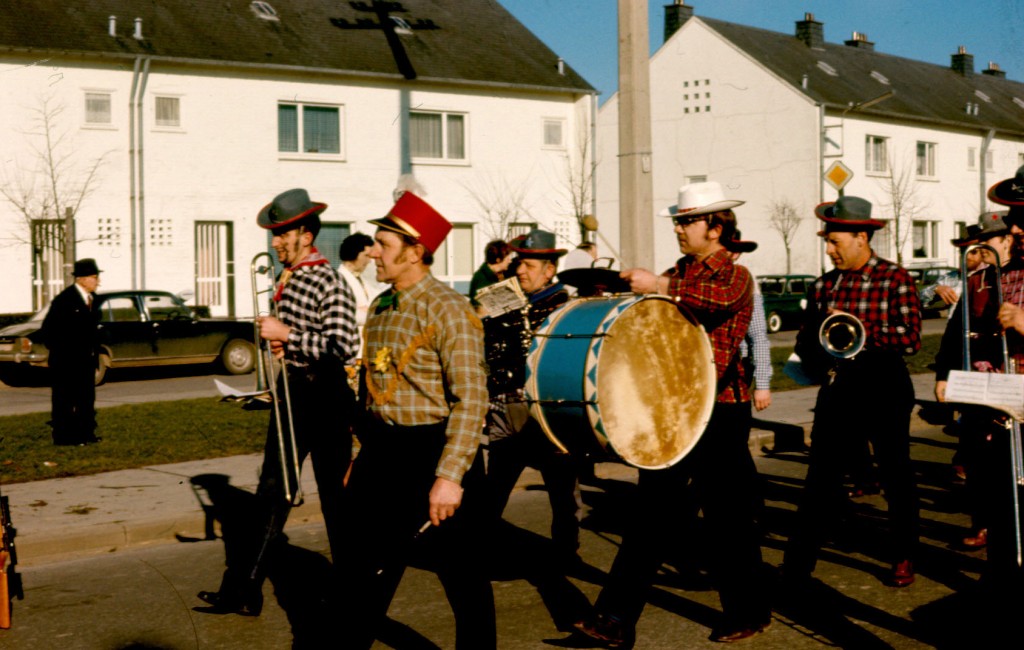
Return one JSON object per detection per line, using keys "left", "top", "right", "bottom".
{"left": 959, "top": 242, "right": 1024, "bottom": 566}
{"left": 251, "top": 252, "right": 303, "bottom": 506}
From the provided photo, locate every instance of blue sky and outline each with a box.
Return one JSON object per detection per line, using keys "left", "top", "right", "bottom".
{"left": 499, "top": 1, "right": 1024, "bottom": 102}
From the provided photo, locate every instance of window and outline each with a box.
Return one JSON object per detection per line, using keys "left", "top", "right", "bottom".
{"left": 432, "top": 224, "right": 474, "bottom": 293}
{"left": 155, "top": 96, "right": 180, "bottom": 127}
{"left": 543, "top": 118, "right": 565, "bottom": 148}
{"left": 873, "top": 220, "right": 893, "bottom": 259}
{"left": 145, "top": 294, "right": 191, "bottom": 321}
{"left": 968, "top": 147, "right": 977, "bottom": 170}
{"left": 865, "top": 135, "right": 888, "bottom": 173}
{"left": 250, "top": 1, "right": 279, "bottom": 21}
{"left": 686, "top": 175, "right": 707, "bottom": 184}
{"left": 101, "top": 297, "right": 141, "bottom": 323}
{"left": 916, "top": 142, "right": 936, "bottom": 177}
{"left": 410, "top": 111, "right": 466, "bottom": 161}
{"left": 912, "top": 221, "right": 939, "bottom": 258}
{"left": 985, "top": 149, "right": 995, "bottom": 171}
{"left": 85, "top": 92, "right": 112, "bottom": 124}
{"left": 278, "top": 103, "right": 342, "bottom": 155}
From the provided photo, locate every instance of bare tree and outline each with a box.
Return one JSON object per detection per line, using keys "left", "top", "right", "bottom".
{"left": 561, "top": 117, "right": 596, "bottom": 242}
{"left": 874, "top": 152, "right": 927, "bottom": 265}
{"left": 461, "top": 171, "right": 532, "bottom": 242}
{"left": 0, "top": 94, "right": 110, "bottom": 289}
{"left": 767, "top": 199, "right": 802, "bottom": 274}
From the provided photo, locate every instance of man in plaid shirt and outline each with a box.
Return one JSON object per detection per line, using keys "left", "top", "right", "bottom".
{"left": 783, "top": 195, "right": 922, "bottom": 592}
{"left": 335, "top": 192, "right": 495, "bottom": 649}
{"left": 197, "top": 188, "right": 359, "bottom": 617}
{"left": 574, "top": 182, "right": 770, "bottom": 646}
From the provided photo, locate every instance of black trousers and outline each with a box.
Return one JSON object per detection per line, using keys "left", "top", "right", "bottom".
{"left": 594, "top": 401, "right": 770, "bottom": 632}
{"left": 486, "top": 415, "right": 581, "bottom": 560}
{"left": 50, "top": 359, "right": 96, "bottom": 443}
{"left": 784, "top": 354, "right": 919, "bottom": 575}
{"left": 221, "top": 364, "right": 353, "bottom": 594}
{"left": 335, "top": 420, "right": 496, "bottom": 650}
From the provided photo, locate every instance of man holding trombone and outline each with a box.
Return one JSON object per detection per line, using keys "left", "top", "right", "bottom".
{"left": 196, "top": 188, "right": 360, "bottom": 616}
{"left": 782, "top": 196, "right": 922, "bottom": 591}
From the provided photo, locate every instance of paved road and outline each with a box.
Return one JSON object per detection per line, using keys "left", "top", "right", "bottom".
{"left": 0, "top": 366, "right": 255, "bottom": 417}
{"left": 0, "top": 412, "right": 1011, "bottom": 649}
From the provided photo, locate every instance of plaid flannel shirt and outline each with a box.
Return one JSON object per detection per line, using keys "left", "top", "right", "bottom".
{"left": 799, "top": 255, "right": 921, "bottom": 358}
{"left": 276, "top": 250, "right": 360, "bottom": 368}
{"left": 363, "top": 274, "right": 487, "bottom": 484}
{"left": 664, "top": 248, "right": 753, "bottom": 403}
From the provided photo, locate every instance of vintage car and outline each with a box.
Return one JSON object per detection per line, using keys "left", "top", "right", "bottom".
{"left": 758, "top": 274, "right": 816, "bottom": 333}
{"left": 0, "top": 290, "right": 256, "bottom": 385}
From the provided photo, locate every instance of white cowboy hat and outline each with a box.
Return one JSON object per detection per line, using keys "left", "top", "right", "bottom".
{"left": 658, "top": 181, "right": 744, "bottom": 218}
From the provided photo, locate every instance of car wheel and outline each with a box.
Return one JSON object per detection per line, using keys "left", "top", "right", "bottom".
{"left": 220, "top": 338, "right": 256, "bottom": 375}
{"left": 767, "top": 311, "right": 783, "bottom": 333}
{"left": 94, "top": 353, "right": 110, "bottom": 386}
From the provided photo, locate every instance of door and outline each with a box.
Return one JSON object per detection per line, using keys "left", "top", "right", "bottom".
{"left": 195, "top": 221, "right": 235, "bottom": 317}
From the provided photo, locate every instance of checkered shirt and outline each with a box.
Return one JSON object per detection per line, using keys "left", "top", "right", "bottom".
{"left": 740, "top": 291, "right": 773, "bottom": 390}
{"left": 276, "top": 253, "right": 359, "bottom": 368}
{"left": 664, "top": 248, "right": 754, "bottom": 403}
{"left": 803, "top": 255, "right": 921, "bottom": 355}
{"left": 363, "top": 274, "right": 487, "bottom": 484}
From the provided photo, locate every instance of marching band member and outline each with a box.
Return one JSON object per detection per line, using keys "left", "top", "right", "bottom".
{"left": 335, "top": 192, "right": 495, "bottom": 649}
{"left": 482, "top": 229, "right": 582, "bottom": 570}
{"left": 574, "top": 182, "right": 770, "bottom": 645}
{"left": 782, "top": 196, "right": 922, "bottom": 589}
{"left": 197, "top": 188, "right": 360, "bottom": 616}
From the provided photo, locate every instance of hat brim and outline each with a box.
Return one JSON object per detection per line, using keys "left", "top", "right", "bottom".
{"left": 257, "top": 202, "right": 327, "bottom": 230}
{"left": 814, "top": 202, "right": 886, "bottom": 230}
{"left": 987, "top": 178, "right": 1024, "bottom": 207}
{"left": 512, "top": 246, "right": 567, "bottom": 258}
{"left": 725, "top": 240, "right": 758, "bottom": 253}
{"left": 951, "top": 236, "right": 979, "bottom": 247}
{"left": 658, "top": 199, "right": 744, "bottom": 218}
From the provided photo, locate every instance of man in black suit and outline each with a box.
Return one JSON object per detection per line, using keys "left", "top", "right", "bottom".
{"left": 41, "top": 258, "right": 102, "bottom": 446}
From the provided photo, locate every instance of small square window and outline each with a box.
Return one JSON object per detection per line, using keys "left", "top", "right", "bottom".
{"left": 85, "top": 92, "right": 111, "bottom": 124}
{"left": 695, "top": 106, "right": 700, "bottom": 113}
{"left": 543, "top": 119, "right": 564, "bottom": 147}
{"left": 155, "top": 96, "right": 180, "bottom": 127}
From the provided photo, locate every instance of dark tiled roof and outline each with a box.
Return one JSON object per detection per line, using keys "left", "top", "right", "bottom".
{"left": 0, "top": 0, "right": 593, "bottom": 94}
{"left": 700, "top": 17, "right": 1024, "bottom": 137}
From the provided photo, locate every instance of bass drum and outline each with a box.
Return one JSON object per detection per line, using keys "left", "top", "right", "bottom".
{"left": 524, "top": 295, "right": 716, "bottom": 470}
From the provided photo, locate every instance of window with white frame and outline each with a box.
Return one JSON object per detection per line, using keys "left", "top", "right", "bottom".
{"left": 916, "top": 142, "right": 936, "bottom": 177}
{"left": 85, "top": 92, "right": 112, "bottom": 124}
{"left": 865, "top": 135, "right": 888, "bottom": 173}
{"left": 410, "top": 111, "right": 466, "bottom": 161}
{"left": 912, "top": 220, "right": 939, "bottom": 258}
{"left": 968, "top": 147, "right": 977, "bottom": 170}
{"left": 432, "top": 224, "right": 474, "bottom": 293}
{"left": 872, "top": 220, "right": 893, "bottom": 259}
{"left": 543, "top": 118, "right": 565, "bottom": 148}
{"left": 155, "top": 96, "right": 181, "bottom": 127}
{"left": 985, "top": 149, "right": 995, "bottom": 172}
{"left": 278, "top": 102, "right": 342, "bottom": 155}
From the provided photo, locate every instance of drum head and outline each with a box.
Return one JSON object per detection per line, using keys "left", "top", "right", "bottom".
{"left": 590, "top": 297, "right": 716, "bottom": 469}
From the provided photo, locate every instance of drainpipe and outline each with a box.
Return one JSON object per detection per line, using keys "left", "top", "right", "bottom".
{"left": 399, "top": 87, "right": 411, "bottom": 175}
{"left": 136, "top": 58, "right": 151, "bottom": 288}
{"left": 818, "top": 103, "right": 826, "bottom": 275}
{"left": 128, "top": 58, "right": 142, "bottom": 289}
{"left": 590, "top": 91, "right": 598, "bottom": 227}
{"left": 980, "top": 129, "right": 995, "bottom": 211}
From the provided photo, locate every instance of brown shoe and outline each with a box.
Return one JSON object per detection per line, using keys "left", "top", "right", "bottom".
{"left": 962, "top": 528, "right": 988, "bottom": 548}
{"left": 886, "top": 560, "right": 915, "bottom": 588}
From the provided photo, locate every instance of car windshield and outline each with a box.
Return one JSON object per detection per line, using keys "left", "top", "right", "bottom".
{"left": 759, "top": 279, "right": 784, "bottom": 295}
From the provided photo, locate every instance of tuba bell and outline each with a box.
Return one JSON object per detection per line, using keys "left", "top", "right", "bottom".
{"left": 819, "top": 312, "right": 866, "bottom": 359}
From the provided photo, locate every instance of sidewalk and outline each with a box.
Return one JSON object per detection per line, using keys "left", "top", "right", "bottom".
{"left": 3, "top": 374, "right": 938, "bottom": 567}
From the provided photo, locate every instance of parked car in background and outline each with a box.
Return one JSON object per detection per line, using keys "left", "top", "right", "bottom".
{"left": 906, "top": 264, "right": 959, "bottom": 317}
{"left": 0, "top": 290, "right": 256, "bottom": 386}
{"left": 758, "top": 274, "right": 815, "bottom": 333}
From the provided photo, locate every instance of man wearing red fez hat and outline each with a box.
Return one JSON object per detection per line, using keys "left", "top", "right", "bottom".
{"left": 335, "top": 191, "right": 496, "bottom": 648}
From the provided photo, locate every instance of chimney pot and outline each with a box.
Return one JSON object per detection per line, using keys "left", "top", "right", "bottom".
{"left": 108, "top": 15, "right": 117, "bottom": 37}
{"left": 133, "top": 17, "right": 143, "bottom": 40}
{"left": 982, "top": 61, "right": 1007, "bottom": 78}
{"left": 844, "top": 31, "right": 874, "bottom": 51}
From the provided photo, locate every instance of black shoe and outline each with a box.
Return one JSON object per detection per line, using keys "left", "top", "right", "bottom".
{"left": 194, "top": 588, "right": 263, "bottom": 616}
{"left": 709, "top": 621, "right": 770, "bottom": 643}
{"left": 572, "top": 614, "right": 635, "bottom": 649}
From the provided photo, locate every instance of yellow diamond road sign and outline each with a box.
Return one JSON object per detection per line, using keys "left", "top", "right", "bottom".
{"left": 825, "top": 161, "right": 854, "bottom": 191}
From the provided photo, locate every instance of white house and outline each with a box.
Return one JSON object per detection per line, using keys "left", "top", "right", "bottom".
{"left": 597, "top": 3, "right": 1024, "bottom": 278}
{"left": 0, "top": 0, "right": 596, "bottom": 317}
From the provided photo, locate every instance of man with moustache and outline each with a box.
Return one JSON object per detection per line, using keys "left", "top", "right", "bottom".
{"left": 782, "top": 196, "right": 922, "bottom": 590}
{"left": 336, "top": 192, "right": 495, "bottom": 649}
{"left": 196, "top": 188, "right": 359, "bottom": 616}
{"left": 574, "top": 182, "right": 770, "bottom": 646}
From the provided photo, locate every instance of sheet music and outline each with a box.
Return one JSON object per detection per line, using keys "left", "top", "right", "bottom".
{"left": 475, "top": 277, "right": 527, "bottom": 319}
{"left": 945, "top": 370, "right": 1024, "bottom": 421}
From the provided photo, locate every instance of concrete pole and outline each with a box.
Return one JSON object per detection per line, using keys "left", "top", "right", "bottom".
{"left": 617, "top": 0, "right": 654, "bottom": 270}
{"left": 63, "top": 206, "right": 76, "bottom": 288}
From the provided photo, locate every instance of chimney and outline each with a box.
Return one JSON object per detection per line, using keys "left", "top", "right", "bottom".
{"left": 844, "top": 31, "right": 874, "bottom": 51}
{"left": 795, "top": 13, "right": 824, "bottom": 49}
{"left": 951, "top": 45, "right": 974, "bottom": 76}
{"left": 982, "top": 61, "right": 1007, "bottom": 78}
{"left": 664, "top": 1, "right": 694, "bottom": 42}
{"left": 108, "top": 15, "right": 117, "bottom": 37}
{"left": 133, "top": 17, "right": 143, "bottom": 40}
